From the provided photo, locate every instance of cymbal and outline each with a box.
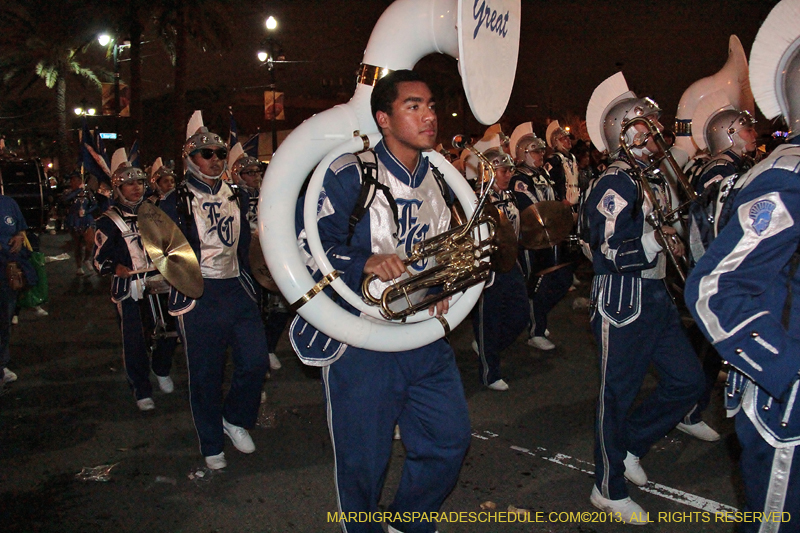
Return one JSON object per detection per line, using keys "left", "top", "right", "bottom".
{"left": 482, "top": 203, "right": 518, "bottom": 273}
{"left": 249, "top": 234, "right": 279, "bottom": 292}
{"left": 519, "top": 201, "right": 574, "bottom": 250}
{"left": 137, "top": 201, "right": 204, "bottom": 299}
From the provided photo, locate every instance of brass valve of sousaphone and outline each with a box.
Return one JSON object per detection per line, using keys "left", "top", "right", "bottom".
{"left": 619, "top": 116, "right": 698, "bottom": 282}
{"left": 360, "top": 134, "right": 499, "bottom": 321}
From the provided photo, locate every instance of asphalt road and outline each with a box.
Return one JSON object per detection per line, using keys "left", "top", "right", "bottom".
{"left": 1, "top": 233, "right": 747, "bottom": 533}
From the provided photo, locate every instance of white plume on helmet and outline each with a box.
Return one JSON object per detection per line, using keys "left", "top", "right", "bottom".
{"left": 110, "top": 147, "right": 146, "bottom": 206}
{"left": 750, "top": 0, "right": 800, "bottom": 139}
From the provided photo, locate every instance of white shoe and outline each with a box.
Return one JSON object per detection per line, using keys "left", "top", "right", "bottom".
{"left": 393, "top": 425, "right": 401, "bottom": 440}
{"left": 3, "top": 367, "right": 17, "bottom": 383}
{"left": 623, "top": 452, "right": 648, "bottom": 486}
{"left": 677, "top": 421, "right": 721, "bottom": 442}
{"left": 34, "top": 306, "right": 48, "bottom": 317}
{"left": 471, "top": 340, "right": 479, "bottom": 354}
{"left": 223, "top": 418, "right": 255, "bottom": 453}
{"left": 260, "top": 390, "right": 267, "bottom": 404}
{"left": 136, "top": 398, "right": 155, "bottom": 411}
{"left": 527, "top": 336, "right": 556, "bottom": 351}
{"left": 11, "top": 315, "right": 18, "bottom": 325}
{"left": 268, "top": 352, "right": 281, "bottom": 370}
{"left": 544, "top": 329, "right": 550, "bottom": 338}
{"left": 205, "top": 452, "right": 227, "bottom": 470}
{"left": 156, "top": 375, "right": 174, "bottom": 393}
{"left": 590, "top": 486, "right": 649, "bottom": 525}
{"left": 487, "top": 379, "right": 509, "bottom": 391}
{"left": 76, "top": 267, "right": 85, "bottom": 276}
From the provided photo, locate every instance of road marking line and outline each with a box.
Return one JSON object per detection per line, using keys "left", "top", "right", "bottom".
{"left": 474, "top": 433, "right": 738, "bottom": 514}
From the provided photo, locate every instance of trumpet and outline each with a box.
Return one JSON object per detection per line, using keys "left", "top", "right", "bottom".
{"left": 619, "top": 116, "right": 698, "bottom": 282}
{"left": 361, "top": 135, "right": 499, "bottom": 321}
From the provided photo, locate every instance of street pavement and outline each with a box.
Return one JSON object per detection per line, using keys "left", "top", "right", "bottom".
{"left": 1, "top": 233, "right": 746, "bottom": 532}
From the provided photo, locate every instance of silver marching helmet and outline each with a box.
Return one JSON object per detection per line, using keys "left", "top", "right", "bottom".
{"left": 482, "top": 147, "right": 515, "bottom": 170}
{"left": 706, "top": 109, "right": 756, "bottom": 156}
{"left": 602, "top": 96, "right": 662, "bottom": 155}
{"left": 182, "top": 127, "right": 226, "bottom": 159}
{"left": 111, "top": 163, "right": 147, "bottom": 188}
{"left": 516, "top": 134, "right": 546, "bottom": 161}
{"left": 546, "top": 120, "right": 569, "bottom": 149}
{"left": 150, "top": 163, "right": 177, "bottom": 187}
{"left": 750, "top": 0, "right": 800, "bottom": 139}
{"left": 231, "top": 156, "right": 263, "bottom": 181}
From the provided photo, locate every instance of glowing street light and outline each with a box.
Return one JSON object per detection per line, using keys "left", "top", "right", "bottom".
{"left": 97, "top": 34, "right": 111, "bottom": 47}
{"left": 265, "top": 16, "right": 277, "bottom": 30}
{"left": 257, "top": 51, "right": 268, "bottom": 62}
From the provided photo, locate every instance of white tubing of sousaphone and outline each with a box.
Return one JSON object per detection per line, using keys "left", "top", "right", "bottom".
{"left": 259, "top": 0, "right": 519, "bottom": 351}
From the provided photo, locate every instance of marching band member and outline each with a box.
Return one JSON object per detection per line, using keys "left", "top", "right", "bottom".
{"left": 93, "top": 150, "right": 175, "bottom": 411}
{"left": 160, "top": 112, "right": 269, "bottom": 470}
{"left": 295, "top": 70, "right": 470, "bottom": 533}
{"left": 584, "top": 73, "right": 704, "bottom": 523}
{"left": 61, "top": 173, "right": 97, "bottom": 276}
{"left": 149, "top": 158, "right": 177, "bottom": 201}
{"left": 229, "top": 147, "right": 284, "bottom": 372}
{"left": 680, "top": 93, "right": 758, "bottom": 443}
{"left": 686, "top": 1, "right": 800, "bottom": 526}
{"left": 509, "top": 124, "right": 572, "bottom": 351}
{"left": 546, "top": 120, "right": 580, "bottom": 208}
{"left": 471, "top": 147, "right": 529, "bottom": 391}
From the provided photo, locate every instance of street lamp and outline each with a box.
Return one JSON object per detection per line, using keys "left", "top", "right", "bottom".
{"left": 259, "top": 16, "right": 281, "bottom": 155}
{"left": 74, "top": 107, "right": 97, "bottom": 116}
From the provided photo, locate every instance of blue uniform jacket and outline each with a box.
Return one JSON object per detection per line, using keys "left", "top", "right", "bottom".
{"left": 686, "top": 139, "right": 800, "bottom": 446}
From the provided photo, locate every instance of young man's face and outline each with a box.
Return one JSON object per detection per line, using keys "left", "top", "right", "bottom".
{"left": 238, "top": 165, "right": 262, "bottom": 189}
{"left": 377, "top": 81, "right": 438, "bottom": 153}
{"left": 191, "top": 149, "right": 225, "bottom": 176}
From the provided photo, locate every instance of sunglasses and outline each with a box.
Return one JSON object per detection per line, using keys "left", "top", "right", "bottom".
{"left": 240, "top": 170, "right": 261, "bottom": 177}
{"left": 195, "top": 148, "right": 228, "bottom": 160}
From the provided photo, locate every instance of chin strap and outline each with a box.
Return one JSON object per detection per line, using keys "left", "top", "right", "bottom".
{"left": 184, "top": 156, "right": 227, "bottom": 181}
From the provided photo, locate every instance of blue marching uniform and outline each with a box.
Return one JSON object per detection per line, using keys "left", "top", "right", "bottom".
{"left": 292, "top": 140, "right": 471, "bottom": 533}
{"left": 585, "top": 159, "right": 704, "bottom": 501}
{"left": 511, "top": 165, "right": 575, "bottom": 340}
{"left": 61, "top": 186, "right": 97, "bottom": 232}
{"left": 471, "top": 188, "right": 528, "bottom": 386}
{"left": 0, "top": 196, "right": 31, "bottom": 372}
{"left": 686, "top": 140, "right": 800, "bottom": 532}
{"left": 93, "top": 203, "right": 176, "bottom": 402}
{"left": 160, "top": 176, "right": 269, "bottom": 458}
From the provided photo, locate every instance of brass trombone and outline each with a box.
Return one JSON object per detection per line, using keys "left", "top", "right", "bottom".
{"left": 361, "top": 135, "right": 499, "bottom": 320}
{"left": 619, "top": 116, "right": 698, "bottom": 282}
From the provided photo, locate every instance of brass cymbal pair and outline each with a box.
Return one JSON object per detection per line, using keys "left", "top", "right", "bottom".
{"left": 519, "top": 200, "right": 574, "bottom": 250}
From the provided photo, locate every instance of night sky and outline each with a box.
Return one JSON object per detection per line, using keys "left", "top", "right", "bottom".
{"left": 56, "top": 0, "right": 783, "bottom": 151}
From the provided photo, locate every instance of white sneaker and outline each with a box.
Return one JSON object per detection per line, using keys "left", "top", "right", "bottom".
{"left": 223, "top": 418, "right": 255, "bottom": 453}
{"left": 268, "top": 352, "right": 281, "bottom": 370}
{"left": 471, "top": 340, "right": 479, "bottom": 354}
{"left": 76, "top": 267, "right": 85, "bottom": 276}
{"left": 393, "top": 425, "right": 401, "bottom": 440}
{"left": 623, "top": 452, "right": 648, "bottom": 486}
{"left": 260, "top": 390, "right": 267, "bottom": 404}
{"left": 34, "top": 306, "right": 48, "bottom": 317}
{"left": 205, "top": 452, "right": 227, "bottom": 470}
{"left": 11, "top": 315, "right": 18, "bottom": 325}
{"left": 527, "top": 336, "right": 556, "bottom": 351}
{"left": 136, "top": 398, "right": 155, "bottom": 411}
{"left": 677, "top": 421, "right": 721, "bottom": 442}
{"left": 156, "top": 375, "right": 174, "bottom": 393}
{"left": 3, "top": 367, "right": 17, "bottom": 383}
{"left": 487, "top": 379, "right": 509, "bottom": 391}
{"left": 544, "top": 329, "right": 550, "bottom": 338}
{"left": 590, "top": 486, "right": 649, "bottom": 525}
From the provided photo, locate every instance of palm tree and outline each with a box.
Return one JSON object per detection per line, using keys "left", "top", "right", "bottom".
{"left": 0, "top": 0, "right": 106, "bottom": 172}
{"left": 152, "top": 0, "right": 234, "bottom": 162}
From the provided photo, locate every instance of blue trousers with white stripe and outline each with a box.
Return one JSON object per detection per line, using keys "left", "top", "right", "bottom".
{"left": 117, "top": 297, "right": 173, "bottom": 401}
{"left": 177, "top": 278, "right": 270, "bottom": 457}
{"left": 591, "top": 278, "right": 704, "bottom": 500}
{"left": 736, "top": 413, "right": 800, "bottom": 533}
{"left": 472, "top": 266, "right": 529, "bottom": 386}
{"left": 323, "top": 339, "right": 471, "bottom": 533}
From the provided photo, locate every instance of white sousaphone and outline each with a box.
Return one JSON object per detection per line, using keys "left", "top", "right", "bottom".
{"left": 258, "top": 0, "right": 521, "bottom": 352}
{"left": 673, "top": 35, "right": 755, "bottom": 160}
